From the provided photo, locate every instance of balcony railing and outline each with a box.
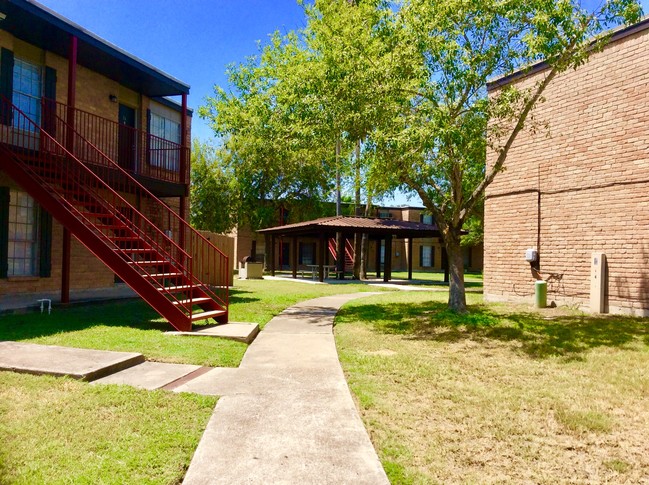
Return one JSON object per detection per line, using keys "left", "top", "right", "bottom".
{"left": 42, "top": 98, "right": 189, "bottom": 185}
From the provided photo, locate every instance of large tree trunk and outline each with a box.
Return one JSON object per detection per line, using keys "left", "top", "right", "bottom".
{"left": 444, "top": 230, "right": 467, "bottom": 313}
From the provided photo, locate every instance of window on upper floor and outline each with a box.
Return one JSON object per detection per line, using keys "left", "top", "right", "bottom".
{"left": 149, "top": 112, "right": 181, "bottom": 171}
{"left": 420, "top": 214, "right": 434, "bottom": 225}
{"left": 12, "top": 57, "right": 42, "bottom": 130}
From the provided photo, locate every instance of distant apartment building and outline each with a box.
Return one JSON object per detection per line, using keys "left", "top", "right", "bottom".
{"left": 232, "top": 204, "right": 483, "bottom": 275}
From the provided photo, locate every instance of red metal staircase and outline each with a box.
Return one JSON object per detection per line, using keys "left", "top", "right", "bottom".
{"left": 328, "top": 237, "right": 354, "bottom": 272}
{"left": 0, "top": 96, "right": 228, "bottom": 331}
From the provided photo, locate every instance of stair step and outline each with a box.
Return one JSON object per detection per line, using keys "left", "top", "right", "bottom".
{"left": 128, "top": 260, "right": 169, "bottom": 266}
{"left": 159, "top": 285, "right": 196, "bottom": 292}
{"left": 143, "top": 272, "right": 183, "bottom": 279}
{"left": 172, "top": 297, "right": 212, "bottom": 306}
{"left": 119, "top": 248, "right": 157, "bottom": 253}
{"left": 113, "top": 237, "right": 141, "bottom": 242}
{"left": 191, "top": 309, "right": 227, "bottom": 322}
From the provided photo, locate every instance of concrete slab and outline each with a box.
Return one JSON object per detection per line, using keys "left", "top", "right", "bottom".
{"left": 166, "top": 322, "right": 260, "bottom": 344}
{"left": 92, "top": 361, "right": 202, "bottom": 390}
{"left": 0, "top": 341, "right": 143, "bottom": 381}
{"left": 183, "top": 292, "right": 389, "bottom": 485}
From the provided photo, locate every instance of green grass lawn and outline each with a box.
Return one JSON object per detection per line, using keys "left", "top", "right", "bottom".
{"left": 0, "top": 279, "right": 381, "bottom": 367}
{"left": 0, "top": 372, "right": 216, "bottom": 484}
{"left": 390, "top": 270, "right": 483, "bottom": 289}
{"left": 334, "top": 291, "right": 649, "bottom": 483}
{"left": 0, "top": 278, "right": 382, "bottom": 484}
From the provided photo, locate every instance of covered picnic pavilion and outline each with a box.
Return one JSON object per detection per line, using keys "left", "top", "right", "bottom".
{"left": 257, "top": 215, "right": 443, "bottom": 282}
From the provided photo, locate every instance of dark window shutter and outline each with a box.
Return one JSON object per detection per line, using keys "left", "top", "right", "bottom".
{"left": 419, "top": 245, "right": 423, "bottom": 267}
{"left": 0, "top": 187, "right": 9, "bottom": 278}
{"left": 419, "top": 214, "right": 423, "bottom": 223}
{"left": 39, "top": 208, "right": 52, "bottom": 277}
{"left": 0, "top": 48, "right": 14, "bottom": 125}
{"left": 43, "top": 66, "right": 57, "bottom": 136}
{"left": 432, "top": 247, "right": 436, "bottom": 268}
{"left": 146, "top": 109, "right": 151, "bottom": 164}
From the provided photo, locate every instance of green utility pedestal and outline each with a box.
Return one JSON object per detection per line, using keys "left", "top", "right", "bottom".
{"left": 535, "top": 280, "right": 547, "bottom": 308}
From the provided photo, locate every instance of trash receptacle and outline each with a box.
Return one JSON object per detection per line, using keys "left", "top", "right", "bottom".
{"left": 535, "top": 280, "right": 547, "bottom": 308}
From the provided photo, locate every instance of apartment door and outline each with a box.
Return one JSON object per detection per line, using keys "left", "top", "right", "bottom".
{"left": 118, "top": 104, "right": 136, "bottom": 171}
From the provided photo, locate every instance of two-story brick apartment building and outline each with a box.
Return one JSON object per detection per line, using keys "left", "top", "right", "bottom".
{"left": 234, "top": 204, "right": 483, "bottom": 275}
{"left": 484, "top": 18, "right": 649, "bottom": 315}
{"left": 0, "top": 0, "right": 229, "bottom": 330}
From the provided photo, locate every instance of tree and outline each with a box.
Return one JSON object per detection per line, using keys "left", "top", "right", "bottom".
{"left": 340, "top": 0, "right": 641, "bottom": 312}
{"left": 189, "top": 139, "right": 238, "bottom": 234}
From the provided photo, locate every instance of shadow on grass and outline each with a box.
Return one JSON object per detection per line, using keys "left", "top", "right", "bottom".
{"left": 0, "top": 288, "right": 261, "bottom": 341}
{"left": 337, "top": 301, "right": 649, "bottom": 359}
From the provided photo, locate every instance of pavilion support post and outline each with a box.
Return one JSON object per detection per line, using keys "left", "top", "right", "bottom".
{"left": 375, "top": 238, "right": 381, "bottom": 279}
{"left": 384, "top": 235, "right": 392, "bottom": 282}
{"left": 292, "top": 237, "right": 298, "bottom": 279}
{"left": 318, "top": 234, "right": 325, "bottom": 282}
{"left": 270, "top": 235, "right": 276, "bottom": 276}
{"left": 407, "top": 238, "right": 413, "bottom": 280}
{"left": 336, "top": 232, "right": 344, "bottom": 279}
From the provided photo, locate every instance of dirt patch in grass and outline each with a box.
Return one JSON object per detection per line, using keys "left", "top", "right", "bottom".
{"left": 335, "top": 291, "right": 649, "bottom": 483}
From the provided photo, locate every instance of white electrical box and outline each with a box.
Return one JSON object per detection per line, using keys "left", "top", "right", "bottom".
{"left": 525, "top": 249, "right": 538, "bottom": 263}
{"left": 590, "top": 252, "right": 607, "bottom": 313}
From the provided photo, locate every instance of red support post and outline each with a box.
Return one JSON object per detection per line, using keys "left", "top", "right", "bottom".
{"left": 61, "top": 34, "right": 77, "bottom": 304}
{"left": 179, "top": 93, "right": 188, "bottom": 252}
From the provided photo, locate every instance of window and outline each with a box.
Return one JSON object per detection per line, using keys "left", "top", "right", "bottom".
{"left": 299, "top": 242, "right": 314, "bottom": 265}
{"left": 420, "top": 214, "right": 433, "bottom": 225}
{"left": 380, "top": 241, "right": 385, "bottom": 264}
{"left": 12, "top": 57, "right": 42, "bottom": 130}
{"left": 378, "top": 210, "right": 392, "bottom": 219}
{"left": 420, "top": 245, "right": 434, "bottom": 268}
{"left": 8, "top": 189, "right": 40, "bottom": 276}
{"left": 149, "top": 112, "right": 181, "bottom": 171}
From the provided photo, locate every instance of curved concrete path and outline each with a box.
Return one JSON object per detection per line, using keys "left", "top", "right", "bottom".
{"left": 181, "top": 292, "right": 389, "bottom": 485}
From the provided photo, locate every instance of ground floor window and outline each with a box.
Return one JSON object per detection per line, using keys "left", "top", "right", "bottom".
{"left": 420, "top": 245, "right": 434, "bottom": 268}
{"left": 8, "top": 189, "right": 40, "bottom": 276}
{"left": 299, "top": 242, "right": 315, "bottom": 265}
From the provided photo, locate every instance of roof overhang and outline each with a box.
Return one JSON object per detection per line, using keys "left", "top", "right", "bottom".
{"left": 0, "top": 0, "right": 190, "bottom": 97}
{"left": 257, "top": 216, "right": 443, "bottom": 239}
{"left": 487, "top": 16, "right": 649, "bottom": 92}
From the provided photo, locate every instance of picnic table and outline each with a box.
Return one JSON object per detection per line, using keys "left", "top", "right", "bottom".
{"left": 306, "top": 265, "right": 337, "bottom": 280}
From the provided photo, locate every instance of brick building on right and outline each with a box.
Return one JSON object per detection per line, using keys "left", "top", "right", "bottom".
{"left": 484, "top": 19, "right": 649, "bottom": 316}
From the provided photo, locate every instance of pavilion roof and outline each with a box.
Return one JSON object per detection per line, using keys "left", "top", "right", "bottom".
{"left": 256, "top": 215, "right": 442, "bottom": 238}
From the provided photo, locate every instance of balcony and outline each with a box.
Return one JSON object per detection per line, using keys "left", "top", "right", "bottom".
{"left": 42, "top": 99, "right": 189, "bottom": 192}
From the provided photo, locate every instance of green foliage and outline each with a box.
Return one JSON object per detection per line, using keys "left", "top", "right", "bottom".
{"left": 190, "top": 139, "right": 238, "bottom": 233}
{"left": 201, "top": 0, "right": 642, "bottom": 310}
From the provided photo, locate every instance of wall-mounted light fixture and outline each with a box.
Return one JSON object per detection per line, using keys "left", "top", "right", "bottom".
{"left": 0, "top": 12, "right": 7, "bottom": 21}
{"left": 109, "top": 94, "right": 118, "bottom": 103}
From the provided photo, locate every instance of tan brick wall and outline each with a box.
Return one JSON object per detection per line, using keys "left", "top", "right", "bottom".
{"left": 0, "top": 32, "right": 194, "bottom": 299}
{"left": 485, "top": 28, "right": 649, "bottom": 315}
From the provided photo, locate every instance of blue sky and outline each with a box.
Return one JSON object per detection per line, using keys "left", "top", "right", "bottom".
{"left": 36, "top": 0, "right": 307, "bottom": 142}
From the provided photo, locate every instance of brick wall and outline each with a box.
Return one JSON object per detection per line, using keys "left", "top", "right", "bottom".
{"left": 485, "top": 27, "right": 649, "bottom": 315}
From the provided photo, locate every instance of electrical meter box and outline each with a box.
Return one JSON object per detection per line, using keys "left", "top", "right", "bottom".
{"left": 525, "top": 249, "right": 538, "bottom": 263}
{"left": 590, "top": 252, "right": 607, "bottom": 313}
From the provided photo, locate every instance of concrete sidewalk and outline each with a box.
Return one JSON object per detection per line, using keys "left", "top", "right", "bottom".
{"left": 181, "top": 292, "right": 389, "bottom": 485}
